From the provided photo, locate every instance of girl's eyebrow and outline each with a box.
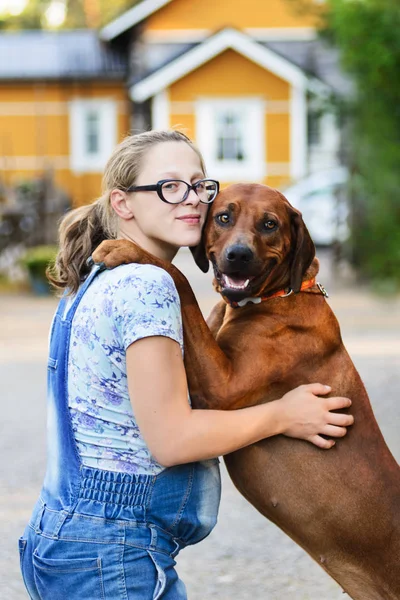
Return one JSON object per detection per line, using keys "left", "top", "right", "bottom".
{"left": 158, "top": 171, "right": 205, "bottom": 180}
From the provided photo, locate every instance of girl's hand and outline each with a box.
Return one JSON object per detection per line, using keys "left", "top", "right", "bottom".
{"left": 278, "top": 383, "right": 354, "bottom": 449}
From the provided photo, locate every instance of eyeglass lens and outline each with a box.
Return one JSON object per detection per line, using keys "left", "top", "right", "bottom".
{"left": 160, "top": 180, "right": 217, "bottom": 204}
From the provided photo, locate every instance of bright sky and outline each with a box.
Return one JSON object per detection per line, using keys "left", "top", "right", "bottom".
{"left": 0, "top": 0, "right": 66, "bottom": 27}
{"left": 44, "top": 0, "right": 66, "bottom": 27}
{"left": 0, "top": 0, "right": 28, "bottom": 16}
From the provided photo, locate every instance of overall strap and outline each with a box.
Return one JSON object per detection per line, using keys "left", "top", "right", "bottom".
{"left": 41, "top": 262, "right": 107, "bottom": 512}
{"left": 63, "top": 264, "right": 106, "bottom": 322}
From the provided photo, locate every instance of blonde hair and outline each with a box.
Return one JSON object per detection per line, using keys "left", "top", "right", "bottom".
{"left": 48, "top": 130, "right": 206, "bottom": 294}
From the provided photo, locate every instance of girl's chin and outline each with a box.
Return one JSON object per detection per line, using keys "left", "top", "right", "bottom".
{"left": 171, "top": 233, "right": 202, "bottom": 248}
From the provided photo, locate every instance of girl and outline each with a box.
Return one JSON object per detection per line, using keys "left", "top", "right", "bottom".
{"left": 19, "top": 130, "right": 353, "bottom": 600}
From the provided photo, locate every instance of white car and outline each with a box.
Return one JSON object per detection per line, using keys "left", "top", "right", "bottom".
{"left": 282, "top": 167, "right": 349, "bottom": 246}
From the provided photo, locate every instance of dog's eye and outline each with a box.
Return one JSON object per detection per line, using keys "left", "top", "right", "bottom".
{"left": 217, "top": 213, "right": 230, "bottom": 224}
{"left": 264, "top": 220, "right": 277, "bottom": 230}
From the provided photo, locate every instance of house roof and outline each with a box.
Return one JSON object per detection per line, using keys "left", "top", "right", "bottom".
{"left": 264, "top": 39, "right": 353, "bottom": 96}
{"left": 130, "top": 28, "right": 310, "bottom": 102}
{"left": 0, "top": 30, "right": 127, "bottom": 80}
{"left": 100, "top": 0, "right": 172, "bottom": 41}
{"left": 129, "top": 35, "right": 351, "bottom": 99}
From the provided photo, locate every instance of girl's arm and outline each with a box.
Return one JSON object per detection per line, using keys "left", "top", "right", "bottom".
{"left": 127, "top": 335, "right": 353, "bottom": 465}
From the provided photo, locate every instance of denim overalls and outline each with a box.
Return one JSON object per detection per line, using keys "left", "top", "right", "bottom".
{"left": 19, "top": 265, "right": 221, "bottom": 599}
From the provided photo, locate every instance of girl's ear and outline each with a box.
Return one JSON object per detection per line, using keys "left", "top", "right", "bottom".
{"left": 110, "top": 189, "right": 134, "bottom": 220}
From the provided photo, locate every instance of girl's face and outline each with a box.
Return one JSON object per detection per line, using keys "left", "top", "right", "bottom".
{"left": 116, "top": 141, "right": 209, "bottom": 261}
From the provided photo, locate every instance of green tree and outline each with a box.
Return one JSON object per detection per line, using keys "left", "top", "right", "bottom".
{"left": 0, "top": 0, "right": 49, "bottom": 29}
{"left": 322, "top": 0, "right": 400, "bottom": 288}
{"left": 0, "top": 0, "right": 139, "bottom": 30}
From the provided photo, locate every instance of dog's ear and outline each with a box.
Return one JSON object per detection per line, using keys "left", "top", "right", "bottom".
{"left": 189, "top": 208, "right": 210, "bottom": 272}
{"left": 189, "top": 236, "right": 209, "bottom": 272}
{"left": 289, "top": 208, "right": 315, "bottom": 293}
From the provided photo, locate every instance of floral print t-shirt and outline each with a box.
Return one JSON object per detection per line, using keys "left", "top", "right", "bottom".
{"left": 67, "top": 263, "right": 183, "bottom": 475}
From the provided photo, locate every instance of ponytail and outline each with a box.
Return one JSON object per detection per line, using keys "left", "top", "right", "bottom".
{"left": 47, "top": 196, "right": 117, "bottom": 295}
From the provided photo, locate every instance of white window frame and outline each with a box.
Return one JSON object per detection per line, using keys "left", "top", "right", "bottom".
{"left": 69, "top": 99, "right": 117, "bottom": 173}
{"left": 195, "top": 98, "right": 266, "bottom": 181}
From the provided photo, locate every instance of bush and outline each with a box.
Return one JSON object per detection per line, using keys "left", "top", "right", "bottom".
{"left": 20, "top": 245, "right": 58, "bottom": 294}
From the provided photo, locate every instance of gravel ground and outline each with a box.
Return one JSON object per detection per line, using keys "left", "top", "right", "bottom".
{"left": 1, "top": 249, "right": 399, "bottom": 599}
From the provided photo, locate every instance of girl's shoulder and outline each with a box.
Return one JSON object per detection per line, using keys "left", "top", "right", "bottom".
{"left": 104, "top": 262, "right": 174, "bottom": 284}
{"left": 99, "top": 263, "right": 179, "bottom": 300}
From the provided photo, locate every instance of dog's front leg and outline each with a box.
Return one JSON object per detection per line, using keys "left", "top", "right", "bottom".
{"left": 206, "top": 301, "right": 226, "bottom": 339}
{"left": 92, "top": 240, "right": 261, "bottom": 410}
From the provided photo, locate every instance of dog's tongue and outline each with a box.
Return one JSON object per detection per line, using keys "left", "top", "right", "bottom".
{"left": 222, "top": 274, "right": 250, "bottom": 290}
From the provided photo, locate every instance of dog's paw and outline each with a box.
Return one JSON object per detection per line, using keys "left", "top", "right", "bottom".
{"left": 91, "top": 239, "right": 140, "bottom": 269}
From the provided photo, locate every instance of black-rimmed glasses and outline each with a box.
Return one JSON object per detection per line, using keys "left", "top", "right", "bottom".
{"left": 126, "top": 179, "right": 219, "bottom": 204}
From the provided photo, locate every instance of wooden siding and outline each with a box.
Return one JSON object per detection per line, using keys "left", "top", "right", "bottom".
{"left": 169, "top": 50, "right": 290, "bottom": 101}
{"left": 146, "top": 0, "right": 320, "bottom": 31}
{"left": 169, "top": 49, "right": 292, "bottom": 187}
{"left": 0, "top": 82, "right": 131, "bottom": 206}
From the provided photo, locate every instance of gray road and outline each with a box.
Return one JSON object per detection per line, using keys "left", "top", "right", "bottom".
{"left": 1, "top": 249, "right": 399, "bottom": 599}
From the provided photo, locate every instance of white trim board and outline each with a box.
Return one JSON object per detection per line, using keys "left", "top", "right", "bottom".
{"left": 100, "top": 0, "right": 172, "bottom": 41}
{"left": 245, "top": 27, "right": 317, "bottom": 41}
{"left": 130, "top": 28, "right": 308, "bottom": 103}
{"left": 290, "top": 86, "right": 307, "bottom": 180}
{"left": 0, "top": 155, "right": 70, "bottom": 170}
{"left": 151, "top": 90, "right": 170, "bottom": 129}
{"left": 170, "top": 99, "right": 291, "bottom": 115}
{"left": 143, "top": 29, "right": 211, "bottom": 43}
{"left": 143, "top": 27, "right": 317, "bottom": 44}
{"left": 0, "top": 101, "right": 128, "bottom": 117}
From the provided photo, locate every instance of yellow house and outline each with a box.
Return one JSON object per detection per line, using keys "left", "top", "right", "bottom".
{"left": 0, "top": 31, "right": 131, "bottom": 205}
{"left": 101, "top": 0, "right": 345, "bottom": 191}
{"left": 0, "top": 0, "right": 347, "bottom": 206}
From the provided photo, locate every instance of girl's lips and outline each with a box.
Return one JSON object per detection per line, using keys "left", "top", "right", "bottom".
{"left": 177, "top": 215, "right": 201, "bottom": 224}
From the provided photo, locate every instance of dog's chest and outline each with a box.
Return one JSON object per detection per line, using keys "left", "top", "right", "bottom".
{"left": 217, "top": 305, "right": 276, "bottom": 342}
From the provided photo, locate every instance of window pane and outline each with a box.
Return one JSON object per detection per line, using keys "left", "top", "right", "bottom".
{"left": 308, "top": 111, "right": 321, "bottom": 146}
{"left": 86, "top": 110, "right": 100, "bottom": 155}
{"left": 216, "top": 111, "right": 245, "bottom": 161}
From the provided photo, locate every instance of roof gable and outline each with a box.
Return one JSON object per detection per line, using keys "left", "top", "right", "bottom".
{"left": 101, "top": 0, "right": 321, "bottom": 42}
{"left": 100, "top": 0, "right": 172, "bottom": 41}
{"left": 130, "top": 28, "right": 308, "bottom": 102}
{"left": 145, "top": 0, "right": 320, "bottom": 33}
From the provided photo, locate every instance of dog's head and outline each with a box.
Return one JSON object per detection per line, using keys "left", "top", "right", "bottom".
{"left": 190, "top": 183, "right": 315, "bottom": 302}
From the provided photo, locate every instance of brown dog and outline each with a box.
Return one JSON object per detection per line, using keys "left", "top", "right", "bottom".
{"left": 92, "top": 184, "right": 400, "bottom": 600}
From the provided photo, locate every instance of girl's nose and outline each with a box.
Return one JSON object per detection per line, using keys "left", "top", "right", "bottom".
{"left": 183, "top": 188, "right": 201, "bottom": 205}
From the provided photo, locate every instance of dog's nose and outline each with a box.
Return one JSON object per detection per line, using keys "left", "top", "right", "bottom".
{"left": 226, "top": 244, "right": 254, "bottom": 265}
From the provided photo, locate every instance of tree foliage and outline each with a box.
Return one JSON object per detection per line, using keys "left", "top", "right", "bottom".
{"left": 322, "top": 0, "right": 400, "bottom": 287}
{"left": 0, "top": 0, "right": 139, "bottom": 30}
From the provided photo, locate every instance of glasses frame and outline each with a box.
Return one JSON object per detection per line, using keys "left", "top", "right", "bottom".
{"left": 126, "top": 178, "right": 220, "bottom": 205}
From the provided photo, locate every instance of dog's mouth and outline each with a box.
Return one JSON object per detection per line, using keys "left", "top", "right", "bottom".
{"left": 220, "top": 273, "right": 255, "bottom": 292}
{"left": 212, "top": 258, "right": 276, "bottom": 301}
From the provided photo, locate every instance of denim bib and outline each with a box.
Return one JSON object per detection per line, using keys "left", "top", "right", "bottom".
{"left": 19, "top": 265, "right": 221, "bottom": 600}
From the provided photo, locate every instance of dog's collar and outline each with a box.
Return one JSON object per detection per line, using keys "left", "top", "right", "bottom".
{"left": 222, "top": 278, "right": 329, "bottom": 308}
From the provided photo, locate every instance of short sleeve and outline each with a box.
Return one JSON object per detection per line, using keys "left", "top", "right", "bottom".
{"left": 112, "top": 264, "right": 183, "bottom": 350}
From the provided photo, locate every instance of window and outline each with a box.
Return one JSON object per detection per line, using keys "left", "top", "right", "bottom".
{"left": 216, "top": 112, "right": 244, "bottom": 161}
{"left": 196, "top": 98, "right": 266, "bottom": 181}
{"left": 308, "top": 110, "right": 321, "bottom": 146}
{"left": 69, "top": 99, "right": 117, "bottom": 172}
{"left": 85, "top": 110, "right": 100, "bottom": 155}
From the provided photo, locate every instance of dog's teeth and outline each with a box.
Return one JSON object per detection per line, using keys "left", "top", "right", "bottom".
{"left": 222, "top": 275, "right": 251, "bottom": 290}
